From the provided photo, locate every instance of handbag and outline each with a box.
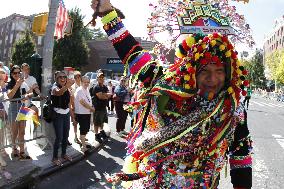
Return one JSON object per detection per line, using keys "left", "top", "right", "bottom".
{"left": 42, "top": 99, "right": 55, "bottom": 123}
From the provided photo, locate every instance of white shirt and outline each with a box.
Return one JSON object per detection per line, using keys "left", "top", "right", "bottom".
{"left": 24, "top": 75, "right": 37, "bottom": 88}
{"left": 107, "top": 85, "right": 114, "bottom": 95}
{"left": 51, "top": 84, "right": 70, "bottom": 114}
{"left": 71, "top": 82, "right": 81, "bottom": 96}
{"left": 74, "top": 86, "right": 92, "bottom": 114}
{"left": 21, "top": 82, "right": 31, "bottom": 107}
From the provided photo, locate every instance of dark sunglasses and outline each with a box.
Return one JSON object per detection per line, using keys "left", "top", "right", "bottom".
{"left": 58, "top": 76, "right": 67, "bottom": 79}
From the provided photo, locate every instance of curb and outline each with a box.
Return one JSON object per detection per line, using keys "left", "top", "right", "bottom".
{"left": 38, "top": 139, "right": 109, "bottom": 178}
{"left": 4, "top": 138, "right": 110, "bottom": 189}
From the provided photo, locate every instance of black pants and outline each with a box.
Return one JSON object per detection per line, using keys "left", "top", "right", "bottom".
{"left": 243, "top": 96, "right": 251, "bottom": 109}
{"left": 114, "top": 101, "right": 128, "bottom": 132}
{"left": 107, "top": 97, "right": 114, "bottom": 111}
{"left": 53, "top": 112, "right": 70, "bottom": 159}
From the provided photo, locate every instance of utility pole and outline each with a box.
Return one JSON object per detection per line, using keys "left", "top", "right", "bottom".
{"left": 42, "top": 0, "right": 59, "bottom": 95}
{"left": 41, "top": 0, "right": 59, "bottom": 149}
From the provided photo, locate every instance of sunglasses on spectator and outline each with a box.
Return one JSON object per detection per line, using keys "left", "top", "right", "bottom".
{"left": 58, "top": 75, "right": 67, "bottom": 79}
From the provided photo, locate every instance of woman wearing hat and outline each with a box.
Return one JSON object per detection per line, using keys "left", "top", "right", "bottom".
{"left": 90, "top": 1, "right": 252, "bottom": 188}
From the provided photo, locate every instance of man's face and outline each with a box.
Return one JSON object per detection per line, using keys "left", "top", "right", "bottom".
{"left": 196, "top": 64, "right": 226, "bottom": 97}
{"left": 74, "top": 74, "right": 81, "bottom": 83}
{"left": 97, "top": 75, "right": 104, "bottom": 85}
{"left": 22, "top": 65, "right": 30, "bottom": 76}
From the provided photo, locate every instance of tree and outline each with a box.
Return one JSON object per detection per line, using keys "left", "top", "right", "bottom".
{"left": 53, "top": 7, "right": 89, "bottom": 70}
{"left": 266, "top": 50, "right": 284, "bottom": 84}
{"left": 244, "top": 49, "right": 266, "bottom": 88}
{"left": 11, "top": 30, "right": 35, "bottom": 65}
{"left": 82, "top": 27, "right": 107, "bottom": 40}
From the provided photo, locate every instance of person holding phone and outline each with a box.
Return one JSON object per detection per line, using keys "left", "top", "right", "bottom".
{"left": 51, "top": 71, "right": 75, "bottom": 166}
{"left": 7, "top": 65, "right": 33, "bottom": 160}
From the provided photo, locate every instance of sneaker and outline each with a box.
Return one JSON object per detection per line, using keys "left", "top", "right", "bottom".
{"left": 100, "top": 130, "right": 108, "bottom": 140}
{"left": 95, "top": 134, "right": 103, "bottom": 143}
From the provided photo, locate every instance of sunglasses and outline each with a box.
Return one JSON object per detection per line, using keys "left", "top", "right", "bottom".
{"left": 12, "top": 72, "right": 20, "bottom": 75}
{"left": 58, "top": 76, "right": 67, "bottom": 79}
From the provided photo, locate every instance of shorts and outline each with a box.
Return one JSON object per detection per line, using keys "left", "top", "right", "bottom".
{"left": 93, "top": 110, "right": 108, "bottom": 126}
{"left": 8, "top": 102, "right": 22, "bottom": 122}
{"left": 75, "top": 114, "right": 91, "bottom": 135}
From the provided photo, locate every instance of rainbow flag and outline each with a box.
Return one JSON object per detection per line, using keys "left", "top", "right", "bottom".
{"left": 16, "top": 106, "right": 40, "bottom": 126}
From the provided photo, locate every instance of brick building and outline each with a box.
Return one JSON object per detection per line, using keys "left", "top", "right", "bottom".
{"left": 0, "top": 13, "right": 44, "bottom": 65}
{"left": 263, "top": 16, "right": 284, "bottom": 64}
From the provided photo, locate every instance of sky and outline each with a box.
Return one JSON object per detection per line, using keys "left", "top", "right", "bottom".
{"left": 0, "top": 0, "right": 284, "bottom": 51}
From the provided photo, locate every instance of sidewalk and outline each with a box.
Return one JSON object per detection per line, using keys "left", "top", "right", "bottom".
{"left": 0, "top": 120, "right": 112, "bottom": 189}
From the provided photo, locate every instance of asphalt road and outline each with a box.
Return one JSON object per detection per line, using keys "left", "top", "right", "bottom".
{"left": 32, "top": 95, "right": 284, "bottom": 189}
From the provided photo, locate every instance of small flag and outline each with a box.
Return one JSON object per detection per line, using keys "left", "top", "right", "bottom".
{"left": 54, "top": 0, "right": 69, "bottom": 39}
{"left": 16, "top": 106, "right": 40, "bottom": 126}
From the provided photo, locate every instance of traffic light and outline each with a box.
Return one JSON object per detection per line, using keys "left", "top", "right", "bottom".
{"left": 32, "top": 13, "right": 49, "bottom": 36}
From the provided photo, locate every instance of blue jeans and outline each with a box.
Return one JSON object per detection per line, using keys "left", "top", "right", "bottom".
{"left": 52, "top": 112, "right": 70, "bottom": 159}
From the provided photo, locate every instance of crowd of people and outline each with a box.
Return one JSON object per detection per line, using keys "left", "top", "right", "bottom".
{"left": 0, "top": 62, "right": 133, "bottom": 168}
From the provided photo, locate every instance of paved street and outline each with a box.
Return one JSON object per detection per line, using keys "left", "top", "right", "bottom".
{"left": 32, "top": 95, "right": 284, "bottom": 189}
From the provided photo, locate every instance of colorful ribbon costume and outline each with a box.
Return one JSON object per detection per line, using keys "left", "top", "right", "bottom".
{"left": 102, "top": 9, "right": 252, "bottom": 189}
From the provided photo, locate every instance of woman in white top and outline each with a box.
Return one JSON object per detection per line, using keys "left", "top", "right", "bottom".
{"left": 74, "top": 76, "right": 95, "bottom": 152}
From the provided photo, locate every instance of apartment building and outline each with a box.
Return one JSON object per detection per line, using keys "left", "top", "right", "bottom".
{"left": 263, "top": 16, "right": 284, "bottom": 62}
{"left": 0, "top": 13, "right": 44, "bottom": 64}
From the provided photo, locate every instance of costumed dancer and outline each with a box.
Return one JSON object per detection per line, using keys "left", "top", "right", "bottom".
{"left": 90, "top": 0, "right": 253, "bottom": 188}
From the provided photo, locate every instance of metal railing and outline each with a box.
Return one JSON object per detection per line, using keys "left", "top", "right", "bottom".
{"left": 0, "top": 96, "right": 46, "bottom": 150}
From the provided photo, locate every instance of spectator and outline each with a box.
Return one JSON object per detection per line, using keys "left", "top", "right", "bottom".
{"left": 243, "top": 87, "right": 252, "bottom": 110}
{"left": 70, "top": 71, "right": 82, "bottom": 145}
{"left": 114, "top": 76, "right": 131, "bottom": 136}
{"left": 51, "top": 71, "right": 74, "bottom": 166}
{"left": 107, "top": 81, "right": 115, "bottom": 115}
{"left": 74, "top": 76, "right": 95, "bottom": 153}
{"left": 7, "top": 65, "right": 33, "bottom": 160}
{"left": 89, "top": 72, "right": 111, "bottom": 143}
{"left": 0, "top": 62, "right": 9, "bottom": 82}
{"left": 21, "top": 63, "right": 44, "bottom": 98}
{"left": 21, "top": 63, "right": 45, "bottom": 116}
{"left": 0, "top": 68, "right": 7, "bottom": 166}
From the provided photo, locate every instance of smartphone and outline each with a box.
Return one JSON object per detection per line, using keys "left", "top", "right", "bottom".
{"left": 20, "top": 72, "right": 25, "bottom": 79}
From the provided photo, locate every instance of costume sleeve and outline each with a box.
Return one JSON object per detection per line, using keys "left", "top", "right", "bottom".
{"left": 229, "top": 108, "right": 253, "bottom": 188}
{"left": 101, "top": 10, "right": 163, "bottom": 88}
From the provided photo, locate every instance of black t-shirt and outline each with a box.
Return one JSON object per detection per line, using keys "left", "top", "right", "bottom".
{"left": 90, "top": 84, "right": 109, "bottom": 111}
{"left": 6, "top": 81, "right": 27, "bottom": 99}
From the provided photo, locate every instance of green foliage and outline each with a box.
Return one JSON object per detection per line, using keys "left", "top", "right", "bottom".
{"left": 82, "top": 27, "right": 107, "bottom": 40}
{"left": 265, "top": 50, "right": 284, "bottom": 84}
{"left": 243, "top": 49, "right": 266, "bottom": 88}
{"left": 53, "top": 7, "right": 89, "bottom": 70}
{"left": 11, "top": 31, "right": 35, "bottom": 65}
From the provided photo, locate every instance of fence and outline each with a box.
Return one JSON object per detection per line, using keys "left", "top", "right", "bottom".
{"left": 0, "top": 96, "right": 47, "bottom": 150}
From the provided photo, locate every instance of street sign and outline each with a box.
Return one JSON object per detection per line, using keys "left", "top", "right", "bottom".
{"left": 107, "top": 58, "right": 122, "bottom": 64}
